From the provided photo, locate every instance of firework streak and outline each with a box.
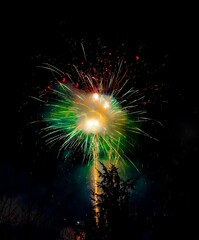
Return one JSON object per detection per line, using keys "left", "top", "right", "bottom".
{"left": 33, "top": 42, "right": 156, "bottom": 225}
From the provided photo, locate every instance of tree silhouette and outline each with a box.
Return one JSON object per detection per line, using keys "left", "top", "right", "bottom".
{"left": 0, "top": 195, "right": 57, "bottom": 239}
{"left": 86, "top": 162, "right": 140, "bottom": 240}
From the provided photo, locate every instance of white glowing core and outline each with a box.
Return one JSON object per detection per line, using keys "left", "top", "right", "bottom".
{"left": 86, "top": 119, "right": 100, "bottom": 133}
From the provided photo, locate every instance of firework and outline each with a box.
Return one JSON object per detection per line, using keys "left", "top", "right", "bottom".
{"left": 35, "top": 59, "right": 152, "bottom": 170}
{"left": 32, "top": 41, "right": 157, "bottom": 225}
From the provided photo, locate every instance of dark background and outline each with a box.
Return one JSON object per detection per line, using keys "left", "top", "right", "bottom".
{"left": 2, "top": 2, "right": 198, "bottom": 239}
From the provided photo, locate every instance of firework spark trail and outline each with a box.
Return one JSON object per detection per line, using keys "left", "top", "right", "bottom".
{"left": 37, "top": 77, "right": 145, "bottom": 170}
{"left": 32, "top": 42, "right": 158, "bottom": 225}
{"left": 92, "top": 138, "right": 100, "bottom": 226}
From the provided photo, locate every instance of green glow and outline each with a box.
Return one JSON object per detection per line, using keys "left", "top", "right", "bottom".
{"left": 38, "top": 78, "right": 146, "bottom": 173}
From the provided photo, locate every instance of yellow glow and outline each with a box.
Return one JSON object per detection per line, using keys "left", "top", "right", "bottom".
{"left": 87, "top": 119, "right": 99, "bottom": 127}
{"left": 93, "top": 140, "right": 100, "bottom": 227}
{"left": 76, "top": 92, "right": 124, "bottom": 136}
{"left": 93, "top": 93, "right": 99, "bottom": 100}
{"left": 94, "top": 159, "right": 100, "bottom": 226}
{"left": 103, "top": 101, "right": 109, "bottom": 109}
{"left": 86, "top": 119, "right": 100, "bottom": 133}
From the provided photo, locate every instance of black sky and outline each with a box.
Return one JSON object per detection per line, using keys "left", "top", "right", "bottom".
{"left": 2, "top": 2, "right": 198, "bottom": 239}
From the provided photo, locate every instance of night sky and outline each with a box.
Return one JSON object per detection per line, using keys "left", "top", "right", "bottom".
{"left": 2, "top": 3, "right": 198, "bottom": 239}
